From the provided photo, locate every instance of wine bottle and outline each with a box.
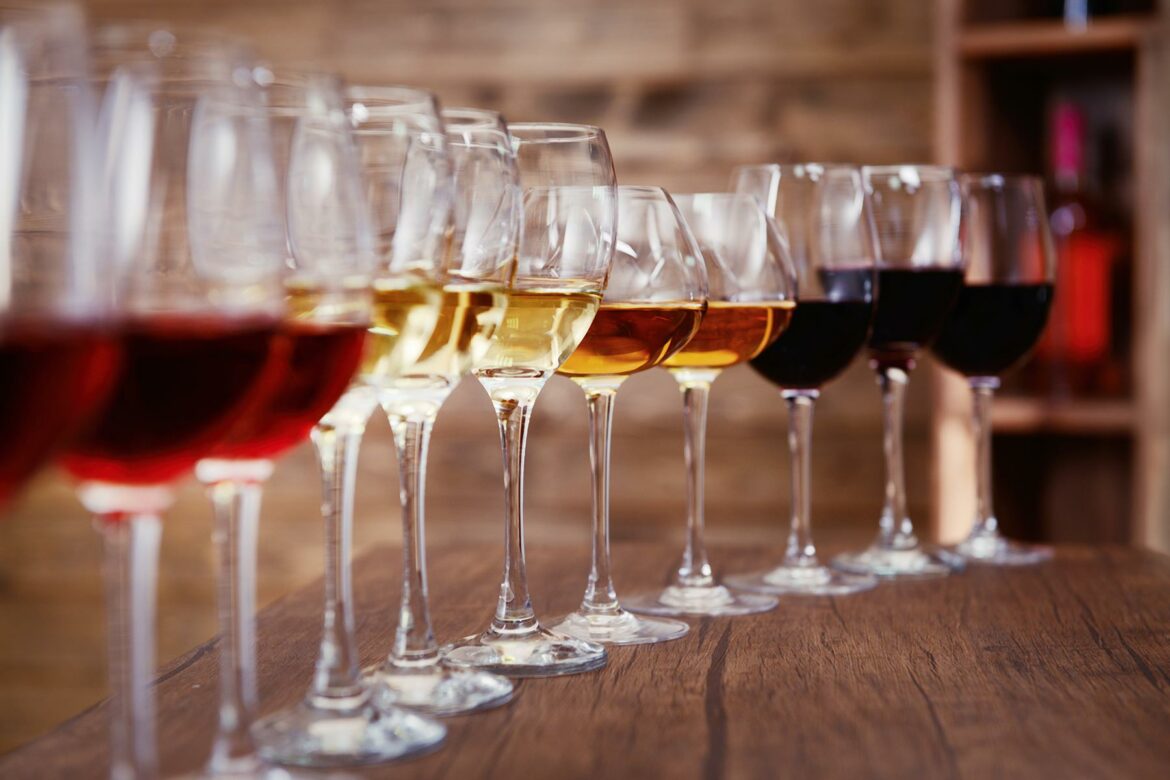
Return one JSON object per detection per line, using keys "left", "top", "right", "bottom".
{"left": 1035, "top": 100, "right": 1128, "bottom": 397}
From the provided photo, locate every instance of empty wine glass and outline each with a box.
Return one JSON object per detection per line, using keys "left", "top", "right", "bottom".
{"left": 625, "top": 193, "right": 795, "bottom": 618}
{"left": 251, "top": 85, "right": 449, "bottom": 767}
{"left": 726, "top": 164, "right": 879, "bottom": 596}
{"left": 362, "top": 107, "right": 517, "bottom": 714}
{"left": 0, "top": 0, "right": 112, "bottom": 509}
{"left": 832, "top": 165, "right": 965, "bottom": 579}
{"left": 931, "top": 174, "right": 1056, "bottom": 565}
{"left": 60, "top": 25, "right": 287, "bottom": 779}
{"left": 443, "top": 123, "right": 616, "bottom": 677}
{"left": 550, "top": 185, "right": 707, "bottom": 645}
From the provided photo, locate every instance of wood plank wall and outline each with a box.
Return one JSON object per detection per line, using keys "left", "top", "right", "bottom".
{"left": 0, "top": 0, "right": 934, "bottom": 752}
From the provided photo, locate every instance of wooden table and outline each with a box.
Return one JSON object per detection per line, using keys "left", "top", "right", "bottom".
{"left": 3, "top": 543, "right": 1170, "bottom": 778}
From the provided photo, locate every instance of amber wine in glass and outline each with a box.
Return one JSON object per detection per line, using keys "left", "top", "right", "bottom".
{"left": 626, "top": 193, "right": 796, "bottom": 619}
{"left": 551, "top": 186, "right": 708, "bottom": 647}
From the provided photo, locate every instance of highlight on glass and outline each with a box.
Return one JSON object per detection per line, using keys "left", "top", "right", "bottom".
{"left": 361, "top": 107, "right": 517, "bottom": 714}
{"left": 624, "top": 192, "right": 796, "bottom": 618}
{"left": 726, "top": 163, "right": 880, "bottom": 596}
{"left": 443, "top": 123, "right": 616, "bottom": 677}
{"left": 550, "top": 185, "right": 707, "bottom": 645}
{"left": 931, "top": 173, "right": 1056, "bottom": 565}
{"left": 251, "top": 84, "right": 450, "bottom": 767}
{"left": 832, "top": 165, "right": 965, "bottom": 580}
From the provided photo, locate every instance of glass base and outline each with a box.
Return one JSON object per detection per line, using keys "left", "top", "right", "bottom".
{"left": 441, "top": 624, "right": 607, "bottom": 678}
{"left": 953, "top": 534, "right": 1053, "bottom": 566}
{"left": 624, "top": 584, "right": 777, "bottom": 617}
{"left": 252, "top": 696, "right": 445, "bottom": 768}
{"left": 549, "top": 608, "right": 690, "bottom": 646}
{"left": 726, "top": 563, "right": 878, "bottom": 596}
{"left": 177, "top": 757, "right": 294, "bottom": 780}
{"left": 364, "top": 661, "right": 514, "bottom": 717}
{"left": 832, "top": 545, "right": 960, "bottom": 579}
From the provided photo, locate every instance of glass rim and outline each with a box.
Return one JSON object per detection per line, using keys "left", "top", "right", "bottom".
{"left": 507, "top": 122, "right": 605, "bottom": 143}
{"left": 253, "top": 66, "right": 342, "bottom": 90}
{"left": 959, "top": 172, "right": 1044, "bottom": 190}
{"left": 737, "top": 161, "right": 860, "bottom": 173}
{"left": 254, "top": 67, "right": 345, "bottom": 116}
{"left": 442, "top": 106, "right": 505, "bottom": 127}
{"left": 672, "top": 191, "right": 758, "bottom": 203}
{"left": 617, "top": 184, "right": 670, "bottom": 198}
{"left": 345, "top": 84, "right": 438, "bottom": 112}
{"left": 861, "top": 164, "right": 956, "bottom": 181}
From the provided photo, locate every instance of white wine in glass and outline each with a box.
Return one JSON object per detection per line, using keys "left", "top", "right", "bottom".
{"left": 443, "top": 124, "right": 616, "bottom": 678}
{"left": 362, "top": 107, "right": 518, "bottom": 718}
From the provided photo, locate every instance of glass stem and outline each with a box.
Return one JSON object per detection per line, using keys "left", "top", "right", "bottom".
{"left": 487, "top": 382, "right": 545, "bottom": 635}
{"left": 99, "top": 509, "right": 164, "bottom": 780}
{"left": 386, "top": 411, "right": 440, "bottom": 665}
{"left": 673, "top": 370, "right": 720, "bottom": 588}
{"left": 970, "top": 378, "right": 1001, "bottom": 540}
{"left": 782, "top": 390, "right": 820, "bottom": 569}
{"left": 877, "top": 366, "right": 916, "bottom": 551}
{"left": 309, "top": 390, "right": 375, "bottom": 707}
{"left": 203, "top": 467, "right": 271, "bottom": 773}
{"left": 578, "top": 379, "right": 625, "bottom": 615}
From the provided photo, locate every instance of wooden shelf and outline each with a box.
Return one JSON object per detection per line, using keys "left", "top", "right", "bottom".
{"left": 959, "top": 16, "right": 1155, "bottom": 59}
{"left": 991, "top": 396, "right": 1134, "bottom": 434}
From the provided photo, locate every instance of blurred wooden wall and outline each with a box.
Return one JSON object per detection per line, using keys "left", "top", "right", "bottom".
{"left": 0, "top": 0, "right": 935, "bottom": 752}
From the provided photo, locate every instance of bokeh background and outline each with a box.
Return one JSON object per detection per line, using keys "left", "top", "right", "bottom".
{"left": 0, "top": 0, "right": 937, "bottom": 751}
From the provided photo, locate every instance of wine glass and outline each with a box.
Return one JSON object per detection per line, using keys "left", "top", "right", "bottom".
{"left": 361, "top": 107, "right": 517, "bottom": 714}
{"left": 931, "top": 173, "right": 1056, "bottom": 565}
{"left": 624, "top": 193, "right": 795, "bottom": 618}
{"left": 832, "top": 165, "right": 965, "bottom": 579}
{"left": 725, "top": 164, "right": 880, "bottom": 595}
{"left": 550, "top": 186, "right": 707, "bottom": 645}
{"left": 0, "top": 1, "right": 113, "bottom": 509}
{"left": 185, "top": 69, "right": 374, "bottom": 778}
{"left": 58, "top": 25, "right": 286, "bottom": 779}
{"left": 442, "top": 123, "right": 616, "bottom": 677}
{"left": 251, "top": 85, "right": 449, "bottom": 767}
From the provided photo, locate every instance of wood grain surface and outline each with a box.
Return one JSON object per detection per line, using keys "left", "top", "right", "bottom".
{"left": 3, "top": 543, "right": 1169, "bottom": 779}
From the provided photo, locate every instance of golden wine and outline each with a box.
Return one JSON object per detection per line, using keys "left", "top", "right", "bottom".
{"left": 662, "top": 300, "right": 794, "bottom": 370}
{"left": 475, "top": 288, "right": 601, "bottom": 377}
{"left": 404, "top": 282, "right": 508, "bottom": 382}
{"left": 558, "top": 302, "right": 705, "bottom": 377}
{"left": 360, "top": 277, "right": 443, "bottom": 386}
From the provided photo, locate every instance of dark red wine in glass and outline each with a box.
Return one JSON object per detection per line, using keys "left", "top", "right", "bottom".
{"left": 61, "top": 316, "right": 281, "bottom": 485}
{"left": 750, "top": 300, "right": 873, "bottom": 389}
{"left": 0, "top": 322, "right": 119, "bottom": 504}
{"left": 209, "top": 321, "right": 366, "bottom": 461}
{"left": 867, "top": 267, "right": 964, "bottom": 369}
{"left": 930, "top": 283, "right": 1054, "bottom": 378}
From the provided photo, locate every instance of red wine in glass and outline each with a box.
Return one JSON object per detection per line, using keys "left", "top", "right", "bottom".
{"left": 0, "top": 322, "right": 119, "bottom": 504}
{"left": 930, "top": 283, "right": 1054, "bottom": 378}
{"left": 61, "top": 316, "right": 281, "bottom": 485}
{"left": 750, "top": 300, "right": 873, "bottom": 390}
{"left": 209, "top": 321, "right": 366, "bottom": 461}
{"left": 866, "top": 267, "right": 964, "bottom": 370}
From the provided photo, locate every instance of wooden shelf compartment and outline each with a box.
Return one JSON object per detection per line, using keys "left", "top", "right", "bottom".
{"left": 992, "top": 396, "right": 1135, "bottom": 433}
{"left": 959, "top": 15, "right": 1158, "bottom": 59}
{"left": 934, "top": 0, "right": 1170, "bottom": 552}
